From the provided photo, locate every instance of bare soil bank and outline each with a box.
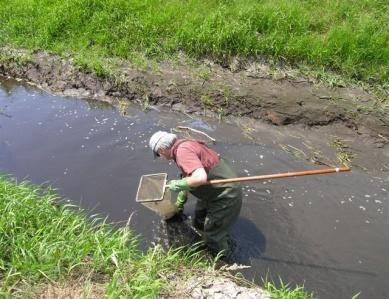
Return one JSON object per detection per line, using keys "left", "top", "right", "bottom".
{"left": 1, "top": 47, "right": 387, "bottom": 145}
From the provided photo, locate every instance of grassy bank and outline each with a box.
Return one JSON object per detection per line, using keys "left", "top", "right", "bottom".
{"left": 0, "top": 0, "right": 387, "bottom": 84}
{"left": 0, "top": 174, "right": 209, "bottom": 297}
{"left": 0, "top": 175, "right": 313, "bottom": 298}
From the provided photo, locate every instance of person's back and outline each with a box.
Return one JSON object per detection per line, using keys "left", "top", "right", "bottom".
{"left": 171, "top": 139, "right": 219, "bottom": 176}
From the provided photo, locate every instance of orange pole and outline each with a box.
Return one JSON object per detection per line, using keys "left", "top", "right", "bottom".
{"left": 208, "top": 166, "right": 351, "bottom": 185}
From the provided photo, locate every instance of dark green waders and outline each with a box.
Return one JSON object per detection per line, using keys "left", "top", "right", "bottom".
{"left": 190, "top": 158, "right": 242, "bottom": 258}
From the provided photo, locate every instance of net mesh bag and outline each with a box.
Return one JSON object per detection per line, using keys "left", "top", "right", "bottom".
{"left": 136, "top": 173, "right": 177, "bottom": 219}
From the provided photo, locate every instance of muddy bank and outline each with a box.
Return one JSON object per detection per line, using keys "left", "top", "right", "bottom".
{"left": 1, "top": 47, "right": 388, "bottom": 144}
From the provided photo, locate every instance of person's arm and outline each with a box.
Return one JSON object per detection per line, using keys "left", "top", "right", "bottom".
{"left": 173, "top": 168, "right": 207, "bottom": 211}
{"left": 186, "top": 167, "right": 208, "bottom": 187}
{"left": 168, "top": 168, "right": 208, "bottom": 192}
{"left": 168, "top": 145, "right": 209, "bottom": 192}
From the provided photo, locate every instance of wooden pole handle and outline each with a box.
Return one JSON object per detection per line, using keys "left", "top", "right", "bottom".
{"left": 208, "top": 166, "right": 351, "bottom": 185}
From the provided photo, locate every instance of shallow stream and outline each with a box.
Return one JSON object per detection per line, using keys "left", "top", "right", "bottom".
{"left": 1, "top": 78, "right": 388, "bottom": 299}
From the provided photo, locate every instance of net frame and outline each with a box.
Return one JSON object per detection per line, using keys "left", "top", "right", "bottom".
{"left": 136, "top": 173, "right": 167, "bottom": 203}
{"left": 135, "top": 173, "right": 178, "bottom": 220}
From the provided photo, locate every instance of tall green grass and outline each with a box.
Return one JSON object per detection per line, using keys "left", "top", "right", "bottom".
{"left": 0, "top": 175, "right": 208, "bottom": 297}
{"left": 264, "top": 277, "right": 315, "bottom": 299}
{"left": 0, "top": 0, "right": 387, "bottom": 83}
{"left": 0, "top": 175, "right": 314, "bottom": 298}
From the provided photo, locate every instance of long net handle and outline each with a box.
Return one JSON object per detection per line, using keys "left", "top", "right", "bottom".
{"left": 208, "top": 166, "right": 351, "bottom": 185}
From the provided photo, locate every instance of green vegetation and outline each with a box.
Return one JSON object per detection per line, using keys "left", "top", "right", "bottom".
{"left": 0, "top": 0, "right": 387, "bottom": 84}
{"left": 0, "top": 175, "right": 314, "bottom": 298}
{"left": 264, "top": 277, "right": 314, "bottom": 299}
{"left": 197, "top": 65, "right": 211, "bottom": 81}
{"left": 331, "top": 136, "right": 355, "bottom": 166}
{"left": 200, "top": 94, "right": 213, "bottom": 106}
{"left": 0, "top": 174, "right": 208, "bottom": 297}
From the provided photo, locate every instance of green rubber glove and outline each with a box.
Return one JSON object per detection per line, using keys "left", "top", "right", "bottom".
{"left": 168, "top": 178, "right": 190, "bottom": 192}
{"left": 175, "top": 191, "right": 188, "bottom": 210}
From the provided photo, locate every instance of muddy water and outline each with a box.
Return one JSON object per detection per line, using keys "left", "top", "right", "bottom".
{"left": 1, "top": 78, "right": 388, "bottom": 299}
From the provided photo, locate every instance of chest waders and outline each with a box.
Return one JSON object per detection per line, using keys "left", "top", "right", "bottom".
{"left": 190, "top": 157, "right": 242, "bottom": 258}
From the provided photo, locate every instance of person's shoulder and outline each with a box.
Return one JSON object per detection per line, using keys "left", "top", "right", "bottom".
{"left": 177, "top": 141, "right": 193, "bottom": 150}
{"left": 176, "top": 140, "right": 199, "bottom": 153}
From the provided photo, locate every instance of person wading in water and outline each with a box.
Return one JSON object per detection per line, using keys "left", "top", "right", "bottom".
{"left": 149, "top": 131, "right": 242, "bottom": 259}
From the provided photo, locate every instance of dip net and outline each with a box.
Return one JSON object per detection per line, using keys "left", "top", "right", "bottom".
{"left": 135, "top": 173, "right": 177, "bottom": 220}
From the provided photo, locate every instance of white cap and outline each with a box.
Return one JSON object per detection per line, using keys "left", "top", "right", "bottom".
{"left": 149, "top": 131, "right": 177, "bottom": 158}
